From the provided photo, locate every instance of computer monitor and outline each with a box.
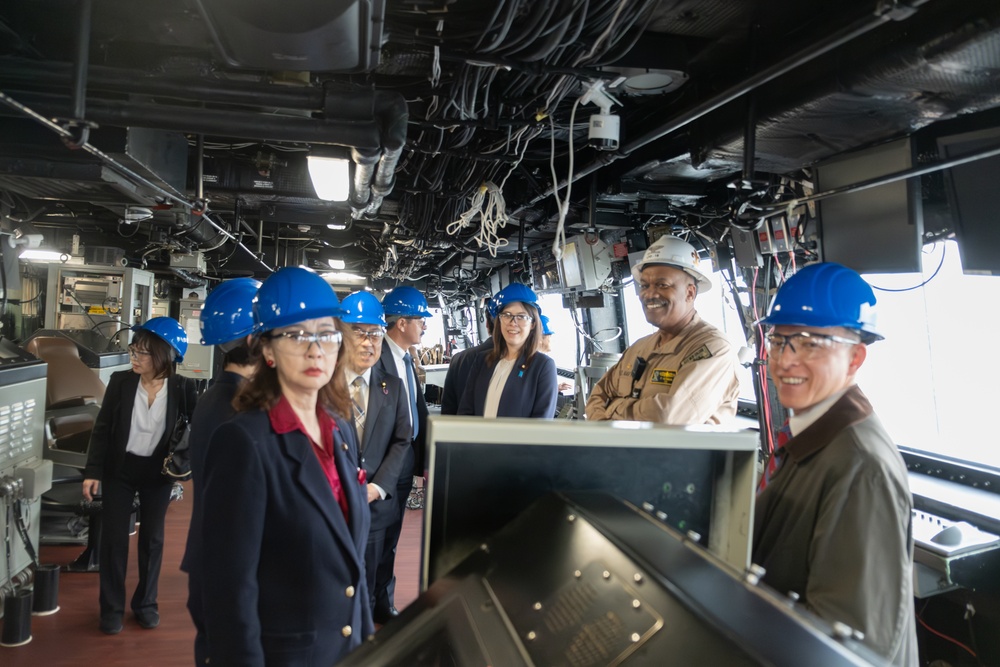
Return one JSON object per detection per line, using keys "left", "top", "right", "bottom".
{"left": 937, "top": 127, "right": 1000, "bottom": 276}
{"left": 423, "top": 416, "right": 758, "bottom": 588}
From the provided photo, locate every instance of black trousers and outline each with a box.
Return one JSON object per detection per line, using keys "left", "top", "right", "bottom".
{"left": 99, "top": 453, "right": 173, "bottom": 622}
{"left": 364, "top": 525, "right": 389, "bottom": 615}
{"left": 374, "top": 471, "right": 412, "bottom": 614}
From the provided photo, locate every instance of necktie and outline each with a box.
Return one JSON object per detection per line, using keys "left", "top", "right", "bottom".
{"left": 351, "top": 376, "right": 367, "bottom": 444}
{"left": 403, "top": 352, "right": 419, "bottom": 440}
{"left": 758, "top": 421, "right": 791, "bottom": 494}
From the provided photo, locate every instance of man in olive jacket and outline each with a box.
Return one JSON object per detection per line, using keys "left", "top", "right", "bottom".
{"left": 753, "top": 262, "right": 917, "bottom": 667}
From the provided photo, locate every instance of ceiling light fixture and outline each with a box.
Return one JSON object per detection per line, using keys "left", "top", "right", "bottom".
{"left": 307, "top": 156, "right": 350, "bottom": 201}
{"left": 327, "top": 258, "right": 346, "bottom": 270}
{"left": 20, "top": 249, "right": 65, "bottom": 261}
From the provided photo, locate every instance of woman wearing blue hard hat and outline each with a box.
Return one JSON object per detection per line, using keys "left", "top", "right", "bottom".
{"left": 458, "top": 283, "right": 558, "bottom": 418}
{"left": 180, "top": 277, "right": 260, "bottom": 666}
{"left": 199, "top": 266, "right": 373, "bottom": 666}
{"left": 82, "top": 316, "right": 198, "bottom": 635}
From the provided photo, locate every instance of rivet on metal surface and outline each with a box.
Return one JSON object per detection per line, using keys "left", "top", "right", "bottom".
{"left": 527, "top": 631, "right": 537, "bottom": 641}
{"left": 632, "top": 599, "right": 641, "bottom": 609}
{"left": 533, "top": 602, "right": 542, "bottom": 611}
{"left": 655, "top": 510, "right": 667, "bottom": 521}
{"left": 479, "top": 543, "right": 490, "bottom": 552}
{"left": 574, "top": 569, "right": 582, "bottom": 578}
{"left": 633, "top": 573, "right": 643, "bottom": 584}
{"left": 686, "top": 531, "right": 701, "bottom": 543}
{"left": 642, "top": 502, "right": 654, "bottom": 512}
{"left": 831, "top": 621, "right": 853, "bottom": 640}
{"left": 787, "top": 591, "right": 800, "bottom": 602}
{"left": 631, "top": 632, "right": 641, "bottom": 643}
{"left": 567, "top": 514, "right": 576, "bottom": 522}
{"left": 602, "top": 570, "right": 611, "bottom": 580}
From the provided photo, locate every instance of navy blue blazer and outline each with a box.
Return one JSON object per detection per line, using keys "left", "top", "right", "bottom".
{"left": 457, "top": 350, "right": 558, "bottom": 418}
{"left": 373, "top": 338, "right": 427, "bottom": 477}
{"left": 180, "top": 370, "right": 243, "bottom": 574}
{"left": 84, "top": 370, "right": 198, "bottom": 481}
{"left": 356, "top": 364, "right": 411, "bottom": 531}
{"left": 440, "top": 337, "right": 492, "bottom": 415}
{"left": 201, "top": 409, "right": 373, "bottom": 667}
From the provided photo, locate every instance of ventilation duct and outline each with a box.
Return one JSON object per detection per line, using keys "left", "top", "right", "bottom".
{"left": 193, "top": 0, "right": 386, "bottom": 72}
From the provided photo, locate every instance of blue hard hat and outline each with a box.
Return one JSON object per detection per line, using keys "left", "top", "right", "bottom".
{"left": 485, "top": 294, "right": 500, "bottom": 320}
{"left": 540, "top": 314, "right": 554, "bottom": 336}
{"left": 493, "top": 283, "right": 540, "bottom": 313}
{"left": 381, "top": 286, "right": 432, "bottom": 318}
{"left": 761, "top": 262, "right": 883, "bottom": 342}
{"left": 254, "top": 266, "right": 345, "bottom": 333}
{"left": 132, "top": 316, "right": 188, "bottom": 363}
{"left": 201, "top": 278, "right": 262, "bottom": 346}
{"left": 340, "top": 291, "right": 388, "bottom": 327}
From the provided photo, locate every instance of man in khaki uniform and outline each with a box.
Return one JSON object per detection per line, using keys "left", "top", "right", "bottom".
{"left": 585, "top": 236, "right": 739, "bottom": 424}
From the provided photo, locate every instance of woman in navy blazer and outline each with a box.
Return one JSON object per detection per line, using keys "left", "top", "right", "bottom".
{"left": 83, "top": 317, "right": 197, "bottom": 635}
{"left": 200, "top": 267, "right": 373, "bottom": 667}
{"left": 458, "top": 284, "right": 558, "bottom": 418}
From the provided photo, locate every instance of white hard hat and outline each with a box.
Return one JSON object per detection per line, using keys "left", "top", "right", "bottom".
{"left": 631, "top": 235, "right": 712, "bottom": 293}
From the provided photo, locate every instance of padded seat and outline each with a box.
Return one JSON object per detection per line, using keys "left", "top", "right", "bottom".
{"left": 25, "top": 337, "right": 106, "bottom": 465}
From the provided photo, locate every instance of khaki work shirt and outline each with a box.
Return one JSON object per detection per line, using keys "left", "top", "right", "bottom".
{"left": 584, "top": 313, "right": 740, "bottom": 425}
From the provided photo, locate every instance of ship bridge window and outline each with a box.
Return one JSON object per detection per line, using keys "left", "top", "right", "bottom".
{"left": 860, "top": 240, "right": 1000, "bottom": 470}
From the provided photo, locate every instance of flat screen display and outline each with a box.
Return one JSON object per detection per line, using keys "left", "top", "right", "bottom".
{"left": 423, "top": 417, "right": 758, "bottom": 588}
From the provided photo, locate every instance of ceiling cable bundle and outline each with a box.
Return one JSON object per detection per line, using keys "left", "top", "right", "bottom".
{"left": 446, "top": 182, "right": 509, "bottom": 257}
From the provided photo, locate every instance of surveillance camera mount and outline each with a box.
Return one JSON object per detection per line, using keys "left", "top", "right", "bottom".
{"left": 579, "top": 80, "right": 622, "bottom": 151}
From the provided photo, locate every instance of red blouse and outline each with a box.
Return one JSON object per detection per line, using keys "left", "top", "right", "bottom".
{"left": 268, "top": 395, "right": 349, "bottom": 521}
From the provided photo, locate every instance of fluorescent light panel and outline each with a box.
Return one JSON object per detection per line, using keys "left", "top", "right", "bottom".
{"left": 327, "top": 258, "right": 346, "bottom": 270}
{"left": 307, "top": 156, "right": 350, "bottom": 201}
{"left": 20, "top": 249, "right": 63, "bottom": 261}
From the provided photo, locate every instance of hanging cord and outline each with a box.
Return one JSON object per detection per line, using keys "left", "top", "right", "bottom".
{"left": 549, "top": 98, "right": 581, "bottom": 261}
{"left": 445, "top": 182, "right": 510, "bottom": 257}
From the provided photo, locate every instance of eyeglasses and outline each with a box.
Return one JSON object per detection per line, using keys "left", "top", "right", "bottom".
{"left": 267, "top": 330, "right": 343, "bottom": 353}
{"left": 499, "top": 312, "right": 533, "bottom": 324}
{"left": 351, "top": 327, "right": 386, "bottom": 342}
{"left": 401, "top": 317, "right": 427, "bottom": 328}
{"left": 128, "top": 345, "right": 151, "bottom": 358}
{"left": 765, "top": 332, "right": 859, "bottom": 359}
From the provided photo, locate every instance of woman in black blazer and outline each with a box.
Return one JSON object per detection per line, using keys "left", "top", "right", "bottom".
{"left": 458, "top": 283, "right": 558, "bottom": 418}
{"left": 200, "top": 266, "right": 373, "bottom": 666}
{"left": 82, "top": 317, "right": 196, "bottom": 635}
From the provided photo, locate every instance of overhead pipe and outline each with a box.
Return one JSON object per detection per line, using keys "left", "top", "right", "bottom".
{"left": 8, "top": 86, "right": 409, "bottom": 218}
{"left": 70, "top": 0, "right": 92, "bottom": 123}
{"left": 9, "top": 93, "right": 386, "bottom": 149}
{"left": 0, "top": 58, "right": 325, "bottom": 110}
{"left": 527, "top": 0, "right": 930, "bottom": 207}
{"left": 0, "top": 89, "right": 273, "bottom": 273}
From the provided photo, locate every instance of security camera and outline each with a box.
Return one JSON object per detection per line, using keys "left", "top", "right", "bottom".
{"left": 7, "top": 233, "right": 43, "bottom": 249}
{"left": 579, "top": 81, "right": 622, "bottom": 152}
{"left": 588, "top": 112, "right": 620, "bottom": 151}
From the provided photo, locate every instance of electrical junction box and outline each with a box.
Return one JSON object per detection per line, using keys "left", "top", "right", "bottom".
{"left": 177, "top": 298, "right": 214, "bottom": 381}
{"left": 169, "top": 251, "right": 206, "bottom": 273}
{"left": 558, "top": 235, "right": 612, "bottom": 292}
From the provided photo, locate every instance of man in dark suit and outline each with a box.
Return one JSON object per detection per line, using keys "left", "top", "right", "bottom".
{"left": 372, "top": 285, "right": 432, "bottom": 622}
{"left": 181, "top": 277, "right": 259, "bottom": 665}
{"left": 340, "top": 291, "right": 412, "bottom": 620}
{"left": 441, "top": 294, "right": 494, "bottom": 415}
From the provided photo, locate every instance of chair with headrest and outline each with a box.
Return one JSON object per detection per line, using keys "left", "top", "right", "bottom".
{"left": 25, "top": 336, "right": 106, "bottom": 467}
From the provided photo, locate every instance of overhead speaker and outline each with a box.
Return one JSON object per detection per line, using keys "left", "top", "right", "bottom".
{"left": 193, "top": 0, "right": 385, "bottom": 72}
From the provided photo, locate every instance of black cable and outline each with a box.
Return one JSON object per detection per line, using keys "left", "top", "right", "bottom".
{"left": 869, "top": 244, "right": 947, "bottom": 293}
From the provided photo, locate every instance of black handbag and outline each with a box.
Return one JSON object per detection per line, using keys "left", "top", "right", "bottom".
{"left": 162, "top": 379, "right": 193, "bottom": 481}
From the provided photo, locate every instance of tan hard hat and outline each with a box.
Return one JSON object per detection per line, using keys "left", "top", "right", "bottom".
{"left": 631, "top": 235, "right": 712, "bottom": 293}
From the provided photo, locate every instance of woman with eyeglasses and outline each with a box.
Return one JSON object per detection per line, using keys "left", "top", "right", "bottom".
{"left": 199, "top": 266, "right": 373, "bottom": 666}
{"left": 458, "top": 283, "right": 558, "bottom": 418}
{"left": 82, "top": 316, "right": 197, "bottom": 635}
